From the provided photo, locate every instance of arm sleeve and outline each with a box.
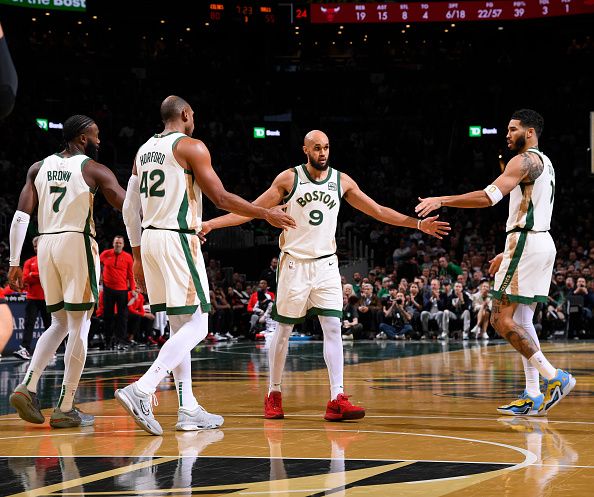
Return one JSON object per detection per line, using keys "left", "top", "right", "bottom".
{"left": 123, "top": 174, "right": 142, "bottom": 247}
{"left": 9, "top": 210, "right": 30, "bottom": 266}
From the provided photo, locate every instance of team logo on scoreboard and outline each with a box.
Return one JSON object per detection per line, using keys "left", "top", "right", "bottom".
{"left": 320, "top": 5, "right": 341, "bottom": 22}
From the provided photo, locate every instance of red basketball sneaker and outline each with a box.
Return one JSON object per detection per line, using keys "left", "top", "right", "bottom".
{"left": 324, "top": 394, "right": 365, "bottom": 421}
{"left": 264, "top": 391, "right": 285, "bottom": 419}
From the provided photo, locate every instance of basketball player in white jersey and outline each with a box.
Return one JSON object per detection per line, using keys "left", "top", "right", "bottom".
{"left": 8, "top": 115, "right": 126, "bottom": 428}
{"left": 201, "top": 130, "right": 450, "bottom": 421}
{"left": 416, "top": 109, "right": 576, "bottom": 416}
{"left": 116, "top": 96, "right": 295, "bottom": 436}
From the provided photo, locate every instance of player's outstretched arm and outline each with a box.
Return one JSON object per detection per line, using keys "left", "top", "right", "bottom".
{"left": 341, "top": 173, "right": 450, "bottom": 239}
{"left": 8, "top": 162, "right": 41, "bottom": 291}
{"left": 202, "top": 169, "right": 294, "bottom": 234}
{"left": 415, "top": 152, "right": 538, "bottom": 217}
{"left": 177, "top": 138, "right": 295, "bottom": 230}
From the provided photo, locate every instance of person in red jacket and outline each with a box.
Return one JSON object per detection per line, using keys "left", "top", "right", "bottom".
{"left": 100, "top": 235, "right": 135, "bottom": 350}
{"left": 247, "top": 280, "right": 275, "bottom": 313}
{"left": 127, "top": 290, "right": 156, "bottom": 345}
{"left": 14, "top": 237, "right": 50, "bottom": 360}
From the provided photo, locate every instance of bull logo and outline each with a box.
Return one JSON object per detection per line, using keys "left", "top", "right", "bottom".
{"left": 320, "top": 5, "right": 341, "bottom": 22}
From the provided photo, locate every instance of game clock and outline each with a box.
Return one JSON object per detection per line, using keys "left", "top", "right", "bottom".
{"left": 208, "top": 2, "right": 277, "bottom": 24}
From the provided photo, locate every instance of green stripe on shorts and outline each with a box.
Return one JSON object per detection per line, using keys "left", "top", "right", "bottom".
{"left": 178, "top": 233, "right": 211, "bottom": 314}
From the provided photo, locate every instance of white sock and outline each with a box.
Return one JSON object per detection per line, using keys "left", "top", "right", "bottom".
{"left": 529, "top": 351, "right": 557, "bottom": 380}
{"left": 168, "top": 314, "right": 200, "bottom": 411}
{"left": 268, "top": 323, "right": 292, "bottom": 395}
{"left": 137, "top": 310, "right": 208, "bottom": 395}
{"left": 58, "top": 310, "right": 92, "bottom": 411}
{"left": 319, "top": 316, "right": 344, "bottom": 400}
{"left": 24, "top": 309, "right": 68, "bottom": 393}
{"left": 514, "top": 304, "right": 542, "bottom": 397}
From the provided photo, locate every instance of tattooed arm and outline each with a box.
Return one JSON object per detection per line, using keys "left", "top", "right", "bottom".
{"left": 416, "top": 151, "right": 543, "bottom": 215}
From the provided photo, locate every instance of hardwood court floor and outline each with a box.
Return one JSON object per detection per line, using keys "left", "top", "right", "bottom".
{"left": 0, "top": 339, "right": 592, "bottom": 496}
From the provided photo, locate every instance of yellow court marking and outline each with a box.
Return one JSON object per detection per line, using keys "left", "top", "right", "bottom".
{"left": 6, "top": 455, "right": 178, "bottom": 497}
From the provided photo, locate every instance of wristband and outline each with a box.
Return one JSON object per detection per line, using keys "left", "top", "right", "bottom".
{"left": 484, "top": 184, "right": 503, "bottom": 205}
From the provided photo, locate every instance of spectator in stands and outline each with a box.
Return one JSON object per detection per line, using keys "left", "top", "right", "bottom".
{"left": 443, "top": 282, "right": 472, "bottom": 340}
{"left": 407, "top": 281, "right": 423, "bottom": 328}
{"left": 471, "top": 281, "right": 492, "bottom": 339}
{"left": 260, "top": 257, "right": 278, "bottom": 293}
{"left": 442, "top": 279, "right": 453, "bottom": 298}
{"left": 377, "top": 288, "right": 413, "bottom": 340}
{"left": 357, "top": 283, "right": 382, "bottom": 337}
{"left": 341, "top": 294, "right": 362, "bottom": 340}
{"left": 247, "top": 280, "right": 274, "bottom": 313}
{"left": 227, "top": 285, "right": 248, "bottom": 336}
{"left": 14, "top": 237, "right": 50, "bottom": 360}
{"left": 377, "top": 277, "right": 392, "bottom": 299}
{"left": 100, "top": 235, "right": 135, "bottom": 349}
{"left": 343, "top": 283, "right": 355, "bottom": 299}
{"left": 249, "top": 289, "right": 274, "bottom": 337}
{"left": 568, "top": 277, "right": 594, "bottom": 337}
{"left": 126, "top": 290, "right": 152, "bottom": 345}
{"left": 438, "top": 256, "right": 462, "bottom": 281}
{"left": 209, "top": 287, "right": 234, "bottom": 340}
{"left": 545, "top": 272, "right": 568, "bottom": 334}
{"left": 421, "top": 278, "right": 447, "bottom": 338}
{"left": 469, "top": 270, "right": 484, "bottom": 292}
{"left": 351, "top": 272, "right": 362, "bottom": 297}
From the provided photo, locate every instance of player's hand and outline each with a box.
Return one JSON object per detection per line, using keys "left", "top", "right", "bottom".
{"left": 8, "top": 266, "right": 23, "bottom": 292}
{"left": 488, "top": 253, "right": 504, "bottom": 276}
{"left": 133, "top": 258, "right": 146, "bottom": 293}
{"left": 264, "top": 204, "right": 296, "bottom": 230}
{"left": 198, "top": 221, "right": 212, "bottom": 245}
{"left": 418, "top": 215, "right": 451, "bottom": 239}
{"left": 415, "top": 197, "right": 443, "bottom": 217}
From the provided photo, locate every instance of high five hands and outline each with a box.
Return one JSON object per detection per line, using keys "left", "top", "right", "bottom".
{"left": 418, "top": 215, "right": 451, "bottom": 240}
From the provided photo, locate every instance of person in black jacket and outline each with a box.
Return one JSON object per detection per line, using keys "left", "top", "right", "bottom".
{"left": 420, "top": 278, "right": 447, "bottom": 338}
{"left": 443, "top": 282, "right": 472, "bottom": 340}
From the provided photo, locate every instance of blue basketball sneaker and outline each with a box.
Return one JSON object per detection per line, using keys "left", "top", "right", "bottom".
{"left": 542, "top": 369, "right": 576, "bottom": 414}
{"left": 497, "top": 390, "right": 545, "bottom": 416}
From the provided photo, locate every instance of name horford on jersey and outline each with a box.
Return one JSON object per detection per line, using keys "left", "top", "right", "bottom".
{"left": 134, "top": 131, "right": 203, "bottom": 232}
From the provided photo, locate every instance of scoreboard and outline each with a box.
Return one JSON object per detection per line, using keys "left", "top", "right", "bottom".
{"left": 310, "top": 0, "right": 594, "bottom": 24}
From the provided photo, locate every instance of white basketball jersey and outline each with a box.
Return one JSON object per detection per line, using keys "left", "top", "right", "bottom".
{"left": 279, "top": 165, "right": 342, "bottom": 259}
{"left": 135, "top": 132, "right": 203, "bottom": 232}
{"left": 506, "top": 148, "right": 555, "bottom": 232}
{"left": 35, "top": 154, "right": 95, "bottom": 236}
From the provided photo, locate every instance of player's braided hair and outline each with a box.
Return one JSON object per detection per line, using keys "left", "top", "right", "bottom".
{"left": 62, "top": 114, "right": 95, "bottom": 143}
